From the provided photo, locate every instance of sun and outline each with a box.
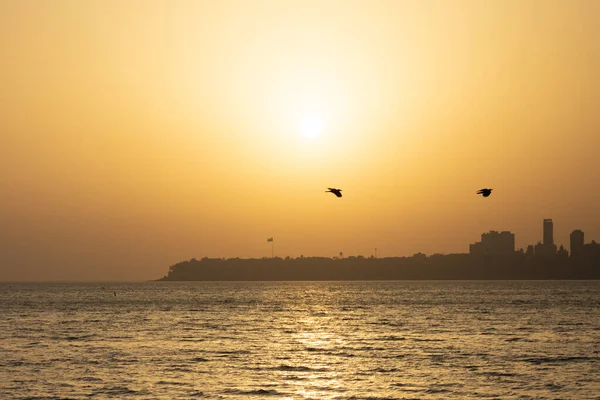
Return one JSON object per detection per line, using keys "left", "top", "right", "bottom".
{"left": 298, "top": 115, "right": 324, "bottom": 139}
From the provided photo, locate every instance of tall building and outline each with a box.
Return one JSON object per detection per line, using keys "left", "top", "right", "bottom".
{"left": 543, "top": 219, "right": 554, "bottom": 246}
{"left": 570, "top": 230, "right": 584, "bottom": 257}
{"left": 533, "top": 219, "right": 557, "bottom": 256}
{"left": 470, "top": 231, "right": 515, "bottom": 256}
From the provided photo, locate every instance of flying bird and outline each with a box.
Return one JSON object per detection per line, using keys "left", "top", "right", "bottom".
{"left": 326, "top": 188, "right": 342, "bottom": 197}
{"left": 477, "top": 188, "right": 493, "bottom": 197}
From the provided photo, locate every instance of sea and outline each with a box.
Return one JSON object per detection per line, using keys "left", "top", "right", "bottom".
{"left": 1, "top": 281, "right": 599, "bottom": 400}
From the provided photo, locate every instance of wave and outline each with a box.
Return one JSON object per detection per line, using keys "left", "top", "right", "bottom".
{"left": 88, "top": 386, "right": 140, "bottom": 396}
{"left": 557, "top": 321, "right": 586, "bottom": 326}
{"left": 371, "top": 367, "right": 400, "bottom": 373}
{"left": 19, "top": 397, "right": 79, "bottom": 400}
{"left": 271, "top": 364, "right": 329, "bottom": 372}
{"left": 505, "top": 337, "right": 533, "bottom": 342}
{"left": 374, "top": 335, "right": 406, "bottom": 341}
{"left": 334, "top": 352, "right": 356, "bottom": 358}
{"left": 381, "top": 354, "right": 407, "bottom": 359}
{"left": 521, "top": 356, "right": 597, "bottom": 364}
{"left": 480, "top": 371, "right": 518, "bottom": 377}
{"left": 545, "top": 382, "right": 565, "bottom": 391}
{"left": 59, "top": 334, "right": 97, "bottom": 341}
{"left": 166, "top": 366, "right": 194, "bottom": 373}
{"left": 77, "top": 376, "right": 103, "bottom": 382}
{"left": 345, "top": 346, "right": 387, "bottom": 351}
{"left": 156, "top": 380, "right": 188, "bottom": 386}
{"left": 280, "top": 375, "right": 306, "bottom": 381}
{"left": 22, "top": 342, "right": 48, "bottom": 349}
{"left": 390, "top": 383, "right": 423, "bottom": 392}
{"left": 214, "top": 350, "right": 251, "bottom": 355}
{"left": 425, "top": 387, "right": 452, "bottom": 394}
{"left": 222, "top": 388, "right": 283, "bottom": 396}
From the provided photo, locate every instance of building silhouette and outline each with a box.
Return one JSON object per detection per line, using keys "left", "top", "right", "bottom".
{"left": 543, "top": 219, "right": 554, "bottom": 245}
{"left": 534, "top": 241, "right": 545, "bottom": 256}
{"left": 469, "top": 231, "right": 515, "bottom": 256}
{"left": 535, "top": 219, "right": 557, "bottom": 256}
{"left": 570, "top": 230, "right": 584, "bottom": 257}
{"left": 526, "top": 245, "right": 535, "bottom": 257}
{"left": 557, "top": 244, "right": 568, "bottom": 258}
{"left": 582, "top": 240, "right": 600, "bottom": 260}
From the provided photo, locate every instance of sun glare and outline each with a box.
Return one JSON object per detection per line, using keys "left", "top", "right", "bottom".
{"left": 298, "top": 115, "right": 324, "bottom": 139}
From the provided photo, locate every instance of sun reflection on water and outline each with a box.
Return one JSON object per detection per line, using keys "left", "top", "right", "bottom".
{"left": 278, "top": 316, "right": 346, "bottom": 399}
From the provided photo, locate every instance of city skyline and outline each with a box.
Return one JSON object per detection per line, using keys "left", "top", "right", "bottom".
{"left": 469, "top": 218, "right": 598, "bottom": 258}
{"left": 252, "top": 218, "right": 598, "bottom": 259}
{"left": 158, "top": 217, "right": 600, "bottom": 281}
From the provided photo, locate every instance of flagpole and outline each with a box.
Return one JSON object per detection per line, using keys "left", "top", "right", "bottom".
{"left": 267, "top": 237, "right": 274, "bottom": 258}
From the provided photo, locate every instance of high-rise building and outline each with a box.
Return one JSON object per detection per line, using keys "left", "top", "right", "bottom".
{"left": 469, "top": 231, "right": 515, "bottom": 256}
{"left": 532, "top": 218, "right": 558, "bottom": 256}
{"left": 543, "top": 219, "right": 554, "bottom": 246}
{"left": 570, "top": 230, "right": 584, "bottom": 257}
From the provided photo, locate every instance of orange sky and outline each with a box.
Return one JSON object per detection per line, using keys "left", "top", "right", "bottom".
{"left": 1, "top": 0, "right": 599, "bottom": 281}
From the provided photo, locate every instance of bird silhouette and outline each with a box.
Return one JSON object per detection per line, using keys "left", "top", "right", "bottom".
{"left": 326, "top": 188, "right": 342, "bottom": 197}
{"left": 476, "top": 188, "right": 493, "bottom": 197}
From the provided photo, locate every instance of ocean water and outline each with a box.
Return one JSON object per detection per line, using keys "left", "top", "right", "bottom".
{"left": 1, "top": 281, "right": 599, "bottom": 400}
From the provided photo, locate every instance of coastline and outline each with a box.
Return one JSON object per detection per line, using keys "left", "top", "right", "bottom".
{"left": 158, "top": 254, "right": 600, "bottom": 281}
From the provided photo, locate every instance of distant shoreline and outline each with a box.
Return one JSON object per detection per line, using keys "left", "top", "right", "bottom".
{"left": 158, "top": 254, "right": 600, "bottom": 281}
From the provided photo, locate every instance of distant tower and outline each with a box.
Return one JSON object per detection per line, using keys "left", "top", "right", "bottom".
{"left": 543, "top": 219, "right": 554, "bottom": 246}
{"left": 570, "top": 230, "right": 584, "bottom": 256}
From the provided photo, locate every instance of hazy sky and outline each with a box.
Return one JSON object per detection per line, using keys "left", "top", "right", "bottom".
{"left": 1, "top": 0, "right": 599, "bottom": 281}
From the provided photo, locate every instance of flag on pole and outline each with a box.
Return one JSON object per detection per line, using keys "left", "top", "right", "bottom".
{"left": 267, "top": 237, "right": 274, "bottom": 242}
